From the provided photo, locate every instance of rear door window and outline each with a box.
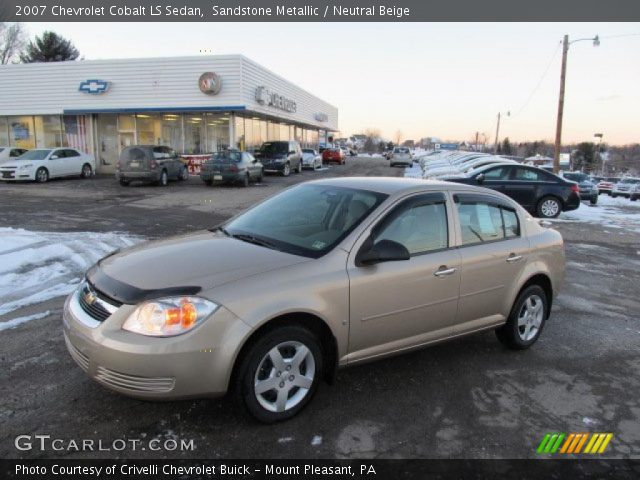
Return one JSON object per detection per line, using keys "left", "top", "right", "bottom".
{"left": 455, "top": 195, "right": 520, "bottom": 245}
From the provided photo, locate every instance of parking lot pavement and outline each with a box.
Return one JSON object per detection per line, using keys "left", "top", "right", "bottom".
{"left": 1, "top": 157, "right": 638, "bottom": 459}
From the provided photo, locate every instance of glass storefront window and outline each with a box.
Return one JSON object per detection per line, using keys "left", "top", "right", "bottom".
{"left": 0, "top": 117, "right": 9, "bottom": 146}
{"left": 34, "top": 115, "right": 63, "bottom": 148}
{"left": 160, "top": 114, "right": 183, "bottom": 151}
{"left": 8, "top": 116, "right": 35, "bottom": 149}
{"left": 62, "top": 115, "right": 89, "bottom": 152}
{"left": 97, "top": 114, "right": 118, "bottom": 167}
{"left": 234, "top": 116, "right": 245, "bottom": 151}
{"left": 135, "top": 114, "right": 156, "bottom": 145}
{"left": 117, "top": 114, "right": 136, "bottom": 150}
{"left": 184, "top": 114, "right": 205, "bottom": 154}
{"left": 205, "top": 113, "right": 229, "bottom": 153}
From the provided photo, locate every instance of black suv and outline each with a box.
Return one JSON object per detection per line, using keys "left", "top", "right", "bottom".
{"left": 255, "top": 141, "right": 303, "bottom": 177}
{"left": 443, "top": 163, "right": 581, "bottom": 218}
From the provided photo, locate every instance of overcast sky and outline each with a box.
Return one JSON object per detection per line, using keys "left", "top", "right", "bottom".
{"left": 24, "top": 22, "right": 640, "bottom": 145}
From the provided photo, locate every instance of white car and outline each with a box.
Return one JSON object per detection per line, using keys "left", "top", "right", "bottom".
{"left": 390, "top": 147, "right": 412, "bottom": 167}
{"left": 611, "top": 177, "right": 640, "bottom": 200}
{"left": 301, "top": 148, "right": 322, "bottom": 170}
{"left": 0, "top": 148, "right": 95, "bottom": 183}
{"left": 0, "top": 146, "right": 29, "bottom": 161}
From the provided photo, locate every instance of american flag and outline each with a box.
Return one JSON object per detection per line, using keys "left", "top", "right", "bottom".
{"left": 63, "top": 115, "right": 88, "bottom": 152}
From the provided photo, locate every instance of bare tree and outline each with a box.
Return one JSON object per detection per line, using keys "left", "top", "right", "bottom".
{"left": 394, "top": 130, "right": 403, "bottom": 146}
{"left": 0, "top": 23, "right": 27, "bottom": 64}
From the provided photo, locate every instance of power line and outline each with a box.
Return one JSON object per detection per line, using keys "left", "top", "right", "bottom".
{"left": 511, "top": 41, "right": 562, "bottom": 118}
{"left": 600, "top": 33, "right": 640, "bottom": 40}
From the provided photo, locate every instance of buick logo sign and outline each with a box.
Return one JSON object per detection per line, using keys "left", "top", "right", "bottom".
{"left": 255, "top": 86, "right": 297, "bottom": 113}
{"left": 199, "top": 72, "right": 222, "bottom": 95}
{"left": 78, "top": 79, "right": 110, "bottom": 94}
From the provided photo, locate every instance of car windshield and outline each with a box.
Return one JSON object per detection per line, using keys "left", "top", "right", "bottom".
{"left": 16, "top": 149, "right": 51, "bottom": 160}
{"left": 224, "top": 184, "right": 387, "bottom": 258}
{"left": 211, "top": 151, "right": 242, "bottom": 163}
{"left": 564, "top": 172, "right": 589, "bottom": 182}
{"left": 260, "top": 142, "right": 288, "bottom": 155}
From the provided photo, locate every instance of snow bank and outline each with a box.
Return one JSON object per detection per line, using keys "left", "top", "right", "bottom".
{"left": 403, "top": 163, "right": 424, "bottom": 179}
{"left": 556, "top": 195, "right": 640, "bottom": 233}
{"left": 0, "top": 228, "right": 142, "bottom": 318}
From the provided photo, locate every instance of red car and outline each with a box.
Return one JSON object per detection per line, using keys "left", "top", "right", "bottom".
{"left": 322, "top": 148, "right": 345, "bottom": 165}
{"left": 596, "top": 177, "right": 618, "bottom": 195}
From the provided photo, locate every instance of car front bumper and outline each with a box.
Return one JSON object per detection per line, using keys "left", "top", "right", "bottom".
{"left": 0, "top": 169, "right": 34, "bottom": 181}
{"left": 62, "top": 289, "right": 251, "bottom": 400}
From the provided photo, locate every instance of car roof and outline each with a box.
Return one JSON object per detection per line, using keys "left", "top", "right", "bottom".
{"left": 305, "top": 176, "right": 495, "bottom": 196}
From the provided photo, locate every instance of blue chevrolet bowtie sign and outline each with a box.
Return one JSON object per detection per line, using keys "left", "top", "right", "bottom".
{"left": 78, "top": 79, "right": 111, "bottom": 94}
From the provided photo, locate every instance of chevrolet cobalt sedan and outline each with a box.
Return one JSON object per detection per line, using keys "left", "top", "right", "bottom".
{"left": 63, "top": 178, "right": 564, "bottom": 422}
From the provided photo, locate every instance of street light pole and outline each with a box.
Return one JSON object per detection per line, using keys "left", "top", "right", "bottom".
{"left": 553, "top": 34, "right": 600, "bottom": 174}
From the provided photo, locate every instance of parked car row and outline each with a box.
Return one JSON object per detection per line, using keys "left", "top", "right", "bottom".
{"left": 610, "top": 177, "right": 640, "bottom": 201}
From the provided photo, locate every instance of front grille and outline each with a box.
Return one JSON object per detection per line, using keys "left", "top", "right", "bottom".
{"left": 95, "top": 366, "right": 175, "bottom": 393}
{"left": 78, "top": 282, "right": 120, "bottom": 322}
{"left": 2, "top": 171, "right": 15, "bottom": 179}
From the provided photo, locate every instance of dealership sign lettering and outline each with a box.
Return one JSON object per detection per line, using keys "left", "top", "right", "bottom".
{"left": 255, "top": 86, "right": 297, "bottom": 113}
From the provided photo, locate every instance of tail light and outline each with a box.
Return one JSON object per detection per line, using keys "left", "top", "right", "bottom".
{"left": 150, "top": 159, "right": 158, "bottom": 169}
{"left": 570, "top": 184, "right": 579, "bottom": 193}
{"left": 229, "top": 165, "right": 239, "bottom": 173}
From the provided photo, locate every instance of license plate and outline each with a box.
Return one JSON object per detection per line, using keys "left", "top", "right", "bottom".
{"left": 214, "top": 175, "right": 222, "bottom": 180}
{"left": 129, "top": 162, "right": 139, "bottom": 168}
{"left": 2, "top": 171, "right": 14, "bottom": 178}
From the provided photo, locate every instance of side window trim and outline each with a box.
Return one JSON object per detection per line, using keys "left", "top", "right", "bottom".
{"left": 453, "top": 193, "right": 521, "bottom": 247}
{"left": 372, "top": 192, "right": 451, "bottom": 256}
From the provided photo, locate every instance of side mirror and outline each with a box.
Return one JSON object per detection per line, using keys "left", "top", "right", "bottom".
{"left": 356, "top": 238, "right": 410, "bottom": 266}
{"left": 50, "top": 155, "right": 59, "bottom": 160}
{"left": 476, "top": 173, "right": 485, "bottom": 184}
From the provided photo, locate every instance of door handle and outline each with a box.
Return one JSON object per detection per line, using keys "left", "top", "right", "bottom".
{"left": 434, "top": 266, "right": 457, "bottom": 277}
{"left": 506, "top": 254, "right": 523, "bottom": 263}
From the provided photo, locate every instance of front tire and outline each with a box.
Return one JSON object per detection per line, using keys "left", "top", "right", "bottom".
{"left": 590, "top": 195, "right": 598, "bottom": 205}
{"left": 536, "top": 196, "right": 562, "bottom": 218}
{"left": 281, "top": 163, "right": 291, "bottom": 177}
{"left": 178, "top": 166, "right": 189, "bottom": 181}
{"left": 35, "top": 167, "right": 49, "bottom": 183}
{"left": 236, "top": 326, "right": 323, "bottom": 423}
{"left": 496, "top": 285, "right": 548, "bottom": 350}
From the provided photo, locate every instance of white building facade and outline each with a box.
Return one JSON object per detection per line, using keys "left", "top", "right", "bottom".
{"left": 0, "top": 55, "right": 338, "bottom": 173}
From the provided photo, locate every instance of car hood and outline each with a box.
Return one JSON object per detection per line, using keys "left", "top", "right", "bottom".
{"left": 90, "top": 231, "right": 310, "bottom": 302}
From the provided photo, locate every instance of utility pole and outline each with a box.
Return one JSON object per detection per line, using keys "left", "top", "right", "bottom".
{"left": 475, "top": 132, "right": 479, "bottom": 151}
{"left": 494, "top": 112, "right": 509, "bottom": 154}
{"left": 553, "top": 35, "right": 569, "bottom": 174}
{"left": 553, "top": 34, "right": 599, "bottom": 174}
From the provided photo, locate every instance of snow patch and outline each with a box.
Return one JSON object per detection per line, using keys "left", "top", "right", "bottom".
{"left": 0, "top": 310, "right": 51, "bottom": 331}
{"left": 0, "top": 228, "right": 142, "bottom": 319}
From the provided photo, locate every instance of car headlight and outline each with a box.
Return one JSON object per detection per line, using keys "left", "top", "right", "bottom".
{"left": 122, "top": 296, "right": 218, "bottom": 337}
{"left": 18, "top": 164, "right": 33, "bottom": 170}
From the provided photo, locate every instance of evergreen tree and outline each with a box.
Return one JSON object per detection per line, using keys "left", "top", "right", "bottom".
{"left": 20, "top": 31, "right": 79, "bottom": 63}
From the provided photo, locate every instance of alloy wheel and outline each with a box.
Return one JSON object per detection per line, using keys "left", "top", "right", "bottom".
{"left": 540, "top": 199, "right": 559, "bottom": 218}
{"left": 253, "top": 341, "right": 316, "bottom": 413}
{"left": 517, "top": 294, "right": 544, "bottom": 341}
{"left": 82, "top": 164, "right": 92, "bottom": 178}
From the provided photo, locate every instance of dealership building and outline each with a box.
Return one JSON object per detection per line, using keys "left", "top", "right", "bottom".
{"left": 0, "top": 55, "right": 338, "bottom": 173}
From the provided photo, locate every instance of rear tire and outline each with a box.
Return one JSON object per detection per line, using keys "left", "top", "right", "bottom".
{"left": 235, "top": 326, "right": 323, "bottom": 423}
{"left": 281, "top": 163, "right": 290, "bottom": 177}
{"left": 157, "top": 170, "right": 168, "bottom": 187}
{"left": 536, "top": 196, "right": 562, "bottom": 218}
{"left": 496, "top": 285, "right": 548, "bottom": 350}
{"left": 178, "top": 166, "right": 189, "bottom": 181}
{"left": 81, "top": 163, "right": 92, "bottom": 179}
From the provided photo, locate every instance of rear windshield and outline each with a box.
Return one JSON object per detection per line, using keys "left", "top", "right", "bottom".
{"left": 121, "top": 147, "right": 149, "bottom": 161}
{"left": 211, "top": 151, "right": 242, "bottom": 163}
{"left": 564, "top": 172, "right": 589, "bottom": 182}
{"left": 394, "top": 148, "right": 410, "bottom": 154}
{"left": 260, "top": 142, "right": 288, "bottom": 155}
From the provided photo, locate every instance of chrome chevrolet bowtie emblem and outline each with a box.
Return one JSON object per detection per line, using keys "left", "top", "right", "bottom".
{"left": 83, "top": 287, "right": 97, "bottom": 305}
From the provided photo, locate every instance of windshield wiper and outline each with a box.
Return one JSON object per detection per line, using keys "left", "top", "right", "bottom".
{"left": 216, "top": 226, "right": 231, "bottom": 236}
{"left": 231, "top": 233, "right": 280, "bottom": 250}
